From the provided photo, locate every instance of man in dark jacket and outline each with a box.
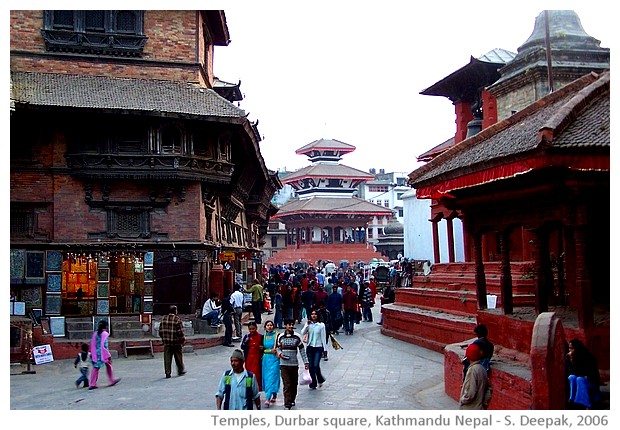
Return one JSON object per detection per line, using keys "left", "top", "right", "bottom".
{"left": 377, "top": 284, "right": 395, "bottom": 325}
{"left": 159, "top": 305, "right": 186, "bottom": 378}
{"left": 326, "top": 285, "right": 343, "bottom": 333}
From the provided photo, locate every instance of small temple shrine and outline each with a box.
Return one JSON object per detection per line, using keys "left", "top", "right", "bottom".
{"left": 383, "top": 10, "right": 610, "bottom": 409}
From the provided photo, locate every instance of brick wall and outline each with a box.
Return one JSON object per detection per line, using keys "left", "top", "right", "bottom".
{"left": 10, "top": 10, "right": 207, "bottom": 85}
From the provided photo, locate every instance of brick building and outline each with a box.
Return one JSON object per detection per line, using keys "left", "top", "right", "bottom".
{"left": 10, "top": 10, "right": 281, "bottom": 348}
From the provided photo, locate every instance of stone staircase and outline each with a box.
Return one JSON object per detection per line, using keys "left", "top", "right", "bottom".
{"left": 64, "top": 317, "right": 94, "bottom": 340}
{"left": 111, "top": 317, "right": 147, "bottom": 339}
{"left": 382, "top": 261, "right": 537, "bottom": 353}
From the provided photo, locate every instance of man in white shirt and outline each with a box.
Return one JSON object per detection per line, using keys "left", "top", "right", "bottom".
{"left": 202, "top": 292, "right": 221, "bottom": 326}
{"left": 230, "top": 284, "right": 245, "bottom": 340}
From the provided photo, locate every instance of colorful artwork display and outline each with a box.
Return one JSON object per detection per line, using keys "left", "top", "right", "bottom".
{"left": 10, "top": 249, "right": 25, "bottom": 281}
{"left": 47, "top": 273, "right": 62, "bottom": 293}
{"left": 25, "top": 251, "right": 45, "bottom": 282}
{"left": 46, "top": 251, "right": 63, "bottom": 271}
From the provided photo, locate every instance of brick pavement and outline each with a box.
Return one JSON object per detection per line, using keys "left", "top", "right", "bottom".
{"left": 8, "top": 306, "right": 458, "bottom": 411}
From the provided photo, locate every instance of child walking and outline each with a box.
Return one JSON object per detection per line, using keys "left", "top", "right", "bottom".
{"left": 74, "top": 343, "right": 90, "bottom": 388}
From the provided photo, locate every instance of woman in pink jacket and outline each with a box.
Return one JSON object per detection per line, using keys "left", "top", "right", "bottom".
{"left": 89, "top": 319, "right": 121, "bottom": 390}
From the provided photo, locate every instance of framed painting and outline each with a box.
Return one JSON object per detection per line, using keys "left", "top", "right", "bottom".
{"left": 144, "top": 269, "right": 153, "bottom": 282}
{"left": 30, "top": 308, "right": 43, "bottom": 325}
{"left": 25, "top": 251, "right": 45, "bottom": 281}
{"left": 46, "top": 273, "right": 62, "bottom": 293}
{"left": 21, "top": 286, "right": 43, "bottom": 306}
{"left": 10, "top": 249, "right": 26, "bottom": 281}
{"left": 13, "top": 301, "right": 26, "bottom": 316}
{"left": 45, "top": 294, "right": 61, "bottom": 315}
{"left": 49, "top": 316, "right": 65, "bottom": 337}
{"left": 97, "top": 268, "right": 109, "bottom": 282}
{"left": 142, "top": 297, "right": 153, "bottom": 314}
{"left": 96, "top": 299, "right": 109, "bottom": 315}
{"left": 97, "top": 282, "right": 109, "bottom": 298}
{"left": 143, "top": 283, "right": 153, "bottom": 296}
{"left": 143, "top": 252, "right": 154, "bottom": 267}
{"left": 45, "top": 251, "right": 63, "bottom": 271}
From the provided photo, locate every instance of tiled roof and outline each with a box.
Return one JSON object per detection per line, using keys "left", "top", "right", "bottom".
{"left": 409, "top": 72, "right": 609, "bottom": 187}
{"left": 295, "top": 138, "right": 356, "bottom": 154}
{"left": 282, "top": 163, "right": 374, "bottom": 183}
{"left": 416, "top": 136, "right": 455, "bottom": 162}
{"left": 275, "top": 196, "right": 393, "bottom": 217}
{"left": 477, "top": 48, "right": 517, "bottom": 64}
{"left": 10, "top": 71, "right": 246, "bottom": 118}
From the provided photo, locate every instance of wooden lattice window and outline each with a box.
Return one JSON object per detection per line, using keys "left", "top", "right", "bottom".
{"left": 10, "top": 208, "right": 34, "bottom": 237}
{"left": 107, "top": 208, "right": 150, "bottom": 238}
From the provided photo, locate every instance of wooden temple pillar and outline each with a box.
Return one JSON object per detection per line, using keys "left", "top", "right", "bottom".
{"left": 499, "top": 228, "right": 514, "bottom": 314}
{"left": 529, "top": 227, "right": 552, "bottom": 314}
{"left": 446, "top": 211, "right": 457, "bottom": 263}
{"left": 568, "top": 225, "right": 594, "bottom": 330}
{"left": 472, "top": 231, "right": 488, "bottom": 309}
{"left": 431, "top": 213, "right": 442, "bottom": 264}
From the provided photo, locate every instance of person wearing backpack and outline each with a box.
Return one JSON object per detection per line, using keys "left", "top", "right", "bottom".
{"left": 215, "top": 349, "right": 261, "bottom": 410}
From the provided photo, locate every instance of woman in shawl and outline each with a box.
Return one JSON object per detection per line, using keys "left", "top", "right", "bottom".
{"left": 89, "top": 319, "right": 121, "bottom": 390}
{"left": 240, "top": 321, "right": 264, "bottom": 391}
{"left": 261, "top": 320, "right": 281, "bottom": 407}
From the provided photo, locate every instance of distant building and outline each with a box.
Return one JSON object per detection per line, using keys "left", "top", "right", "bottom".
{"left": 266, "top": 139, "right": 391, "bottom": 266}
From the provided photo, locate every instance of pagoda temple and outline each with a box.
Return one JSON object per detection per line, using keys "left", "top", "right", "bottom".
{"left": 384, "top": 10, "right": 609, "bottom": 409}
{"left": 267, "top": 139, "right": 392, "bottom": 266}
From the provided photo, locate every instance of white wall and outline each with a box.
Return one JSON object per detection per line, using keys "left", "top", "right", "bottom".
{"left": 402, "top": 189, "right": 465, "bottom": 264}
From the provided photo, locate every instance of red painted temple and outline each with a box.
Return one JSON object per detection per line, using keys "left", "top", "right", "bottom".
{"left": 383, "top": 10, "right": 610, "bottom": 409}
{"left": 267, "top": 139, "right": 391, "bottom": 266}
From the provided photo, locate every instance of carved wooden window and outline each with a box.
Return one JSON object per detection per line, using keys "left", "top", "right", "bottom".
{"left": 107, "top": 208, "right": 150, "bottom": 238}
{"left": 116, "top": 11, "right": 137, "bottom": 33}
{"left": 42, "top": 11, "right": 147, "bottom": 57}
{"left": 85, "top": 11, "right": 105, "bottom": 32}
{"left": 50, "top": 10, "right": 74, "bottom": 29}
{"left": 159, "top": 124, "right": 185, "bottom": 155}
{"left": 193, "top": 128, "right": 214, "bottom": 158}
{"left": 217, "top": 133, "right": 231, "bottom": 161}
{"left": 10, "top": 208, "right": 35, "bottom": 237}
{"left": 271, "top": 236, "right": 278, "bottom": 247}
{"left": 116, "top": 128, "right": 146, "bottom": 153}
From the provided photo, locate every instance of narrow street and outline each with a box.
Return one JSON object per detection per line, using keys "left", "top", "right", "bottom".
{"left": 9, "top": 306, "right": 458, "bottom": 411}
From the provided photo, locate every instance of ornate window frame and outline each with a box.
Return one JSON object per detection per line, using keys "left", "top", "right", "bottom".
{"left": 42, "top": 10, "right": 147, "bottom": 57}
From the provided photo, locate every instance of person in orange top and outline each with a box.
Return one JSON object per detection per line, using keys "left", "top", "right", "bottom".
{"left": 240, "top": 321, "right": 264, "bottom": 391}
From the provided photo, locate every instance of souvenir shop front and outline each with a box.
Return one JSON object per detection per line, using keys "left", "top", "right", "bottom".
{"left": 10, "top": 249, "right": 156, "bottom": 323}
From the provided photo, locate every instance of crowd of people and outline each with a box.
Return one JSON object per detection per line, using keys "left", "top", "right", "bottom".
{"left": 209, "top": 261, "right": 395, "bottom": 409}
{"left": 70, "top": 261, "right": 603, "bottom": 411}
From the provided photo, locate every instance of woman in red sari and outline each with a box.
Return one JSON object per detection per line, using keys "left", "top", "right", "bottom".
{"left": 240, "top": 321, "right": 264, "bottom": 390}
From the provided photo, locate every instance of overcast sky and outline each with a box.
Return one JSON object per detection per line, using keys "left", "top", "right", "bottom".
{"left": 212, "top": 1, "right": 613, "bottom": 175}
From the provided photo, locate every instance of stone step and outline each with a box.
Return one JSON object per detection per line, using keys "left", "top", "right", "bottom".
{"left": 65, "top": 321, "right": 93, "bottom": 331}
{"left": 395, "top": 288, "right": 535, "bottom": 313}
{"left": 381, "top": 303, "right": 477, "bottom": 353}
{"left": 111, "top": 321, "right": 143, "bottom": 330}
{"left": 111, "top": 328, "right": 144, "bottom": 339}
{"left": 196, "top": 319, "right": 222, "bottom": 334}
{"left": 66, "top": 330, "right": 93, "bottom": 340}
